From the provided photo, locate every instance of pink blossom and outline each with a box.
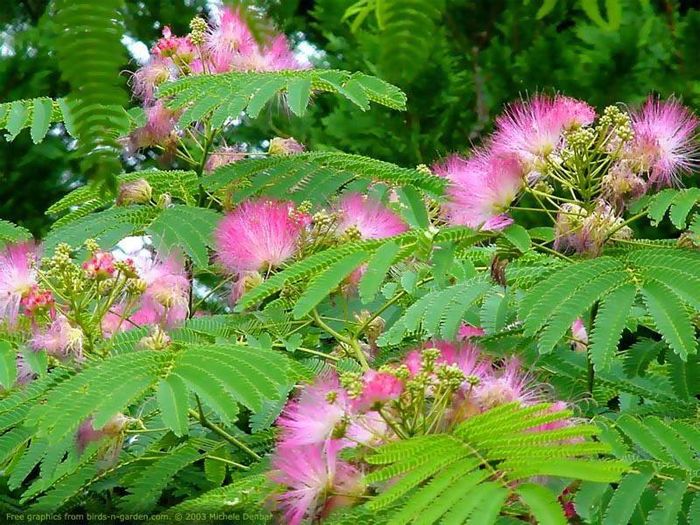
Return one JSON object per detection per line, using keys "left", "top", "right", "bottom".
{"left": 403, "top": 350, "right": 423, "bottom": 376}
{"left": 205, "top": 7, "right": 257, "bottom": 73}
{"left": 434, "top": 152, "right": 522, "bottom": 230}
{"left": 82, "top": 251, "right": 116, "bottom": 279}
{"left": 630, "top": 97, "right": 698, "bottom": 187}
{"left": 144, "top": 101, "right": 178, "bottom": 144}
{"left": 30, "top": 315, "right": 84, "bottom": 360}
{"left": 20, "top": 286, "right": 54, "bottom": 317}
{"left": 136, "top": 252, "right": 189, "bottom": 327}
{"left": 432, "top": 341, "right": 492, "bottom": 381}
{"left": 258, "top": 35, "right": 308, "bottom": 71}
{"left": 271, "top": 441, "right": 363, "bottom": 525}
{"left": 457, "top": 323, "right": 485, "bottom": 340}
{"left": 473, "top": 356, "right": 541, "bottom": 409}
{"left": 76, "top": 414, "right": 128, "bottom": 453}
{"left": 571, "top": 319, "right": 588, "bottom": 352}
{"left": 151, "top": 26, "right": 196, "bottom": 62}
{"left": 352, "top": 370, "right": 403, "bottom": 412}
{"left": 0, "top": 242, "right": 38, "bottom": 326}
{"left": 205, "top": 146, "right": 246, "bottom": 172}
{"left": 268, "top": 136, "right": 305, "bottom": 156}
{"left": 132, "top": 58, "right": 174, "bottom": 103}
{"left": 345, "top": 410, "right": 389, "bottom": 447}
{"left": 492, "top": 95, "right": 595, "bottom": 176}
{"left": 215, "top": 199, "right": 304, "bottom": 273}
{"left": 277, "top": 374, "right": 349, "bottom": 447}
{"left": 335, "top": 193, "right": 408, "bottom": 240}
{"left": 16, "top": 354, "right": 35, "bottom": 386}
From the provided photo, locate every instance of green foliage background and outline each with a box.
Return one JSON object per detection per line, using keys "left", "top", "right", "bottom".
{"left": 3, "top": 0, "right": 700, "bottom": 234}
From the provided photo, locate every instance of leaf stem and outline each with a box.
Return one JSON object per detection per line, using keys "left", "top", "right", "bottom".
{"left": 189, "top": 402, "right": 260, "bottom": 461}
{"left": 312, "top": 308, "right": 369, "bottom": 370}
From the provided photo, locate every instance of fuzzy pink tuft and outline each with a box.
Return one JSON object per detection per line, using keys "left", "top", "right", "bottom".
{"left": 630, "top": 97, "right": 699, "bottom": 187}
{"left": 271, "top": 441, "right": 363, "bottom": 525}
{"left": 335, "top": 193, "right": 408, "bottom": 240}
{"left": 132, "top": 58, "right": 174, "bottom": 103}
{"left": 31, "top": 315, "right": 84, "bottom": 360}
{"left": 215, "top": 199, "right": 305, "bottom": 273}
{"left": 277, "top": 374, "right": 349, "bottom": 447}
{"left": 0, "top": 242, "right": 38, "bottom": 326}
{"left": 473, "top": 356, "right": 541, "bottom": 409}
{"left": 205, "top": 7, "right": 257, "bottom": 73}
{"left": 204, "top": 146, "right": 246, "bottom": 172}
{"left": 571, "top": 319, "right": 588, "bottom": 352}
{"left": 352, "top": 370, "right": 403, "bottom": 412}
{"left": 434, "top": 152, "right": 522, "bottom": 230}
{"left": 431, "top": 341, "right": 492, "bottom": 380}
{"left": 457, "top": 323, "right": 485, "bottom": 340}
{"left": 492, "top": 95, "right": 595, "bottom": 172}
{"left": 136, "top": 252, "right": 189, "bottom": 327}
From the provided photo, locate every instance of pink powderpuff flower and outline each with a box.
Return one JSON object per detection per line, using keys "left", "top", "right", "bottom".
{"left": 473, "top": 356, "right": 541, "bottom": 409}
{"left": 335, "top": 193, "right": 408, "bottom": 240}
{"left": 434, "top": 152, "right": 522, "bottom": 230}
{"left": 630, "top": 97, "right": 699, "bottom": 188}
{"left": 352, "top": 370, "right": 403, "bottom": 412}
{"left": 20, "top": 286, "right": 54, "bottom": 317}
{"left": 432, "top": 341, "right": 492, "bottom": 381}
{"left": 205, "top": 7, "right": 257, "bottom": 73}
{"left": 0, "top": 242, "right": 38, "bottom": 326}
{"left": 271, "top": 441, "right": 364, "bottom": 525}
{"left": 268, "top": 137, "right": 305, "bottom": 156}
{"left": 277, "top": 374, "right": 350, "bottom": 447}
{"left": 137, "top": 252, "right": 190, "bottom": 327}
{"left": 571, "top": 319, "right": 588, "bottom": 352}
{"left": 82, "top": 251, "right": 116, "bottom": 279}
{"left": 457, "top": 323, "right": 485, "bottom": 340}
{"left": 76, "top": 414, "right": 129, "bottom": 453}
{"left": 16, "top": 354, "right": 36, "bottom": 386}
{"left": 492, "top": 95, "right": 595, "bottom": 177}
{"left": 132, "top": 57, "right": 174, "bottom": 103}
{"left": 204, "top": 146, "right": 246, "bottom": 172}
{"left": 345, "top": 410, "right": 389, "bottom": 447}
{"left": 215, "top": 199, "right": 305, "bottom": 274}
{"left": 30, "top": 315, "right": 84, "bottom": 360}
{"left": 259, "top": 35, "right": 308, "bottom": 71}
{"left": 151, "top": 26, "right": 196, "bottom": 63}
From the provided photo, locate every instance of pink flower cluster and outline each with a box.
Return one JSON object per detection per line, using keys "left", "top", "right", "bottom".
{"left": 269, "top": 339, "right": 570, "bottom": 523}
{"left": 434, "top": 94, "right": 595, "bottom": 231}
{"left": 129, "top": 7, "right": 307, "bottom": 151}
{"left": 433, "top": 94, "right": 698, "bottom": 240}
{"left": 214, "top": 195, "right": 406, "bottom": 304}
{"left": 103, "top": 252, "right": 190, "bottom": 336}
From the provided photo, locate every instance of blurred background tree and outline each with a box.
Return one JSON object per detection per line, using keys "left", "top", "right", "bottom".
{"left": 2, "top": 0, "right": 700, "bottom": 235}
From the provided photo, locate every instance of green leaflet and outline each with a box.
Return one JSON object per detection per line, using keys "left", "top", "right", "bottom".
{"left": 641, "top": 280, "right": 697, "bottom": 360}
{"left": 0, "top": 340, "right": 17, "bottom": 389}
{"left": 362, "top": 403, "right": 625, "bottom": 524}
{"left": 146, "top": 205, "right": 222, "bottom": 268}
{"left": 157, "top": 375, "right": 190, "bottom": 437}
{"left": 589, "top": 283, "right": 637, "bottom": 372}
{"left": 293, "top": 251, "right": 369, "bottom": 318}
{"left": 359, "top": 241, "right": 401, "bottom": 303}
